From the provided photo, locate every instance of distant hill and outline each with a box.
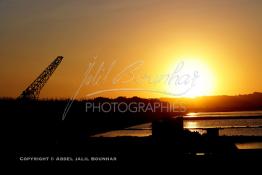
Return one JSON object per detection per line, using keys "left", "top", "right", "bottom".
{"left": 161, "top": 92, "right": 262, "bottom": 112}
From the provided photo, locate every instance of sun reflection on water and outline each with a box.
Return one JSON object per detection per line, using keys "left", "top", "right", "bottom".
{"left": 186, "top": 112, "right": 198, "bottom": 117}
{"left": 184, "top": 121, "right": 198, "bottom": 129}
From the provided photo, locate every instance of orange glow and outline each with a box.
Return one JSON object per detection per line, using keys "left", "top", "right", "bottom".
{"left": 0, "top": 1, "right": 261, "bottom": 98}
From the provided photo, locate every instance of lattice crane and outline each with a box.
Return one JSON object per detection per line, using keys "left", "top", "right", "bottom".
{"left": 18, "top": 56, "right": 63, "bottom": 100}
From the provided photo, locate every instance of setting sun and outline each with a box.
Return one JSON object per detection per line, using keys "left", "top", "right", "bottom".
{"left": 166, "top": 58, "right": 214, "bottom": 98}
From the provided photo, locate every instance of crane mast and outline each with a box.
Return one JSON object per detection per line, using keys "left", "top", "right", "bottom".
{"left": 18, "top": 56, "right": 63, "bottom": 100}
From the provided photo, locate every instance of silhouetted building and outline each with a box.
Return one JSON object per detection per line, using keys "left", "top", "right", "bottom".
{"left": 152, "top": 116, "right": 184, "bottom": 141}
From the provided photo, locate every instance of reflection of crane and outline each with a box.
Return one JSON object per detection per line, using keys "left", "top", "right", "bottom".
{"left": 18, "top": 56, "right": 63, "bottom": 100}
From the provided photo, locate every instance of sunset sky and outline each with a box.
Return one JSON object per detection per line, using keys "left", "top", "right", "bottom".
{"left": 0, "top": 0, "right": 261, "bottom": 99}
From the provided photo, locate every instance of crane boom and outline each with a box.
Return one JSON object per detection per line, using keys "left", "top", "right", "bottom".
{"left": 18, "top": 56, "right": 63, "bottom": 100}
